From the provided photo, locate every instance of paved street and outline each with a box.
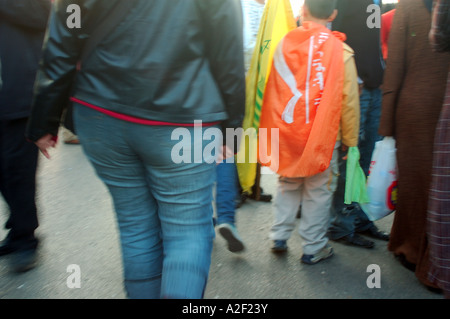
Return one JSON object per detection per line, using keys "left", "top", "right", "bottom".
{"left": 0, "top": 139, "right": 443, "bottom": 300}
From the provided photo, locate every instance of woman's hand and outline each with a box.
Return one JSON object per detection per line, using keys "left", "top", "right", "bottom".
{"left": 35, "top": 134, "right": 57, "bottom": 159}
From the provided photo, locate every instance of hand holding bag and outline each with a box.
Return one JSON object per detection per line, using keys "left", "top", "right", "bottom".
{"left": 360, "top": 137, "right": 398, "bottom": 221}
{"left": 344, "top": 146, "right": 369, "bottom": 205}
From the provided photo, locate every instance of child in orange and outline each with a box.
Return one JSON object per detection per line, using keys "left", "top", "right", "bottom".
{"left": 259, "top": 0, "right": 360, "bottom": 264}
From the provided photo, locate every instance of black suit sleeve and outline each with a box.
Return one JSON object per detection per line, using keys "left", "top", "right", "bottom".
{"left": 0, "top": 0, "right": 51, "bottom": 30}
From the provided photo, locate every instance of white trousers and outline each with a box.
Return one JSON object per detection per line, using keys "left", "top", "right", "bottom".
{"left": 270, "top": 142, "right": 340, "bottom": 255}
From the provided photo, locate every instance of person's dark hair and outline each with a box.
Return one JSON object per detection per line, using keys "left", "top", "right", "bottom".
{"left": 305, "top": 0, "right": 337, "bottom": 19}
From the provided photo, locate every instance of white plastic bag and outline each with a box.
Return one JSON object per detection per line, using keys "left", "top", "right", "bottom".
{"left": 360, "top": 137, "right": 398, "bottom": 221}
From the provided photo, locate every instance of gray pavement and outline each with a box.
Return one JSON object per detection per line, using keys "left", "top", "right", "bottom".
{"left": 0, "top": 140, "right": 444, "bottom": 299}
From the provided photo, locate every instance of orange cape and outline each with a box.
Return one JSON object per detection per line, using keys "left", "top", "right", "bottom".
{"left": 258, "top": 22, "right": 346, "bottom": 177}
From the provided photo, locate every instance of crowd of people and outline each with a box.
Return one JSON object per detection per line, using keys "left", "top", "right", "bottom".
{"left": 0, "top": 0, "right": 448, "bottom": 299}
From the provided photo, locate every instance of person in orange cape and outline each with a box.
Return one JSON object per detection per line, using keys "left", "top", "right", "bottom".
{"left": 258, "top": 0, "right": 360, "bottom": 264}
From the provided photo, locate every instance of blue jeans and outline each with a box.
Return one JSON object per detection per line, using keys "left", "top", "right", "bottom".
{"left": 358, "top": 87, "right": 383, "bottom": 175}
{"left": 74, "top": 105, "right": 216, "bottom": 299}
{"left": 215, "top": 161, "right": 239, "bottom": 225}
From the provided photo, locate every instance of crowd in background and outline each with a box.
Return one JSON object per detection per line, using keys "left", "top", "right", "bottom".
{"left": 0, "top": 0, "right": 448, "bottom": 299}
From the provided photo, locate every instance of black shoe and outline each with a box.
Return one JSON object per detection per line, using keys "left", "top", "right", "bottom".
{"left": 10, "top": 248, "right": 38, "bottom": 273}
{"left": 0, "top": 235, "right": 16, "bottom": 257}
{"left": 335, "top": 233, "right": 374, "bottom": 248}
{"left": 257, "top": 193, "right": 273, "bottom": 202}
{"left": 0, "top": 234, "right": 39, "bottom": 257}
{"left": 360, "top": 226, "right": 390, "bottom": 241}
{"left": 425, "top": 285, "right": 443, "bottom": 294}
{"left": 395, "top": 254, "right": 416, "bottom": 272}
{"left": 235, "top": 193, "right": 247, "bottom": 209}
{"left": 0, "top": 242, "right": 15, "bottom": 256}
{"left": 248, "top": 187, "right": 272, "bottom": 202}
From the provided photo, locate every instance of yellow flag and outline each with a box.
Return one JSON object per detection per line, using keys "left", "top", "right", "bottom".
{"left": 237, "top": 0, "right": 296, "bottom": 194}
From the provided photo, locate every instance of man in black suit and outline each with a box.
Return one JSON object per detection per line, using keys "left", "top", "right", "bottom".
{"left": 328, "top": 0, "right": 390, "bottom": 248}
{"left": 0, "top": 0, "right": 51, "bottom": 272}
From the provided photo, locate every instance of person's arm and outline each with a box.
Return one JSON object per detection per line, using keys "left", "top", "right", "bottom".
{"left": 0, "top": 0, "right": 51, "bottom": 30}
{"left": 201, "top": 0, "right": 246, "bottom": 152}
{"left": 26, "top": 0, "right": 85, "bottom": 144}
{"left": 378, "top": 0, "right": 408, "bottom": 138}
{"left": 340, "top": 45, "right": 360, "bottom": 150}
{"left": 26, "top": 0, "right": 119, "bottom": 145}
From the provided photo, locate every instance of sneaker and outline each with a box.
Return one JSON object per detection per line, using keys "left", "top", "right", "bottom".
{"left": 218, "top": 223, "right": 245, "bottom": 253}
{"left": 301, "top": 245, "right": 333, "bottom": 265}
{"left": 271, "top": 240, "right": 288, "bottom": 253}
